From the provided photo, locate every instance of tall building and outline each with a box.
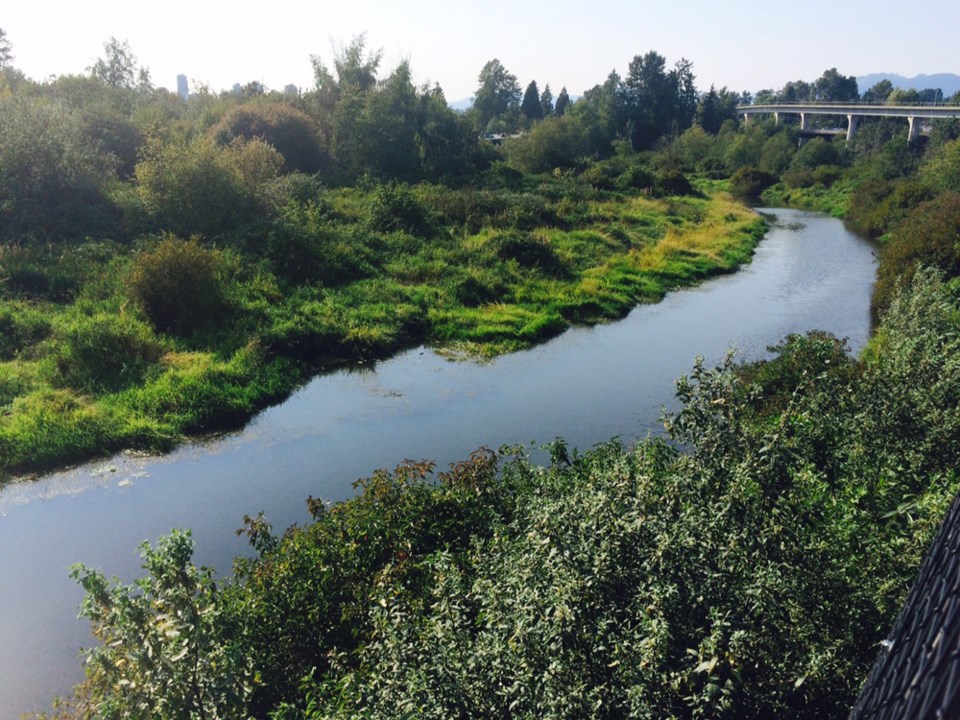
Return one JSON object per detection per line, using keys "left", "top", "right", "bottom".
{"left": 177, "top": 74, "right": 189, "bottom": 101}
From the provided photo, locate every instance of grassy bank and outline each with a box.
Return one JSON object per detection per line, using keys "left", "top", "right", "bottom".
{"left": 0, "top": 178, "right": 764, "bottom": 482}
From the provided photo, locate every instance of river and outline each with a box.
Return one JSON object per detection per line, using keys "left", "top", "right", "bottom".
{"left": 0, "top": 208, "right": 876, "bottom": 714}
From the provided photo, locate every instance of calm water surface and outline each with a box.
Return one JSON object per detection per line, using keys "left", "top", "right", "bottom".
{"left": 0, "top": 209, "right": 876, "bottom": 714}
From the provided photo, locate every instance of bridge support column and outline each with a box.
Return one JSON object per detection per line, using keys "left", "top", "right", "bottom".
{"left": 743, "top": 113, "right": 750, "bottom": 126}
{"left": 846, "top": 114, "right": 860, "bottom": 142}
{"left": 908, "top": 116, "right": 921, "bottom": 143}
{"left": 800, "top": 113, "right": 809, "bottom": 131}
{"left": 773, "top": 111, "right": 780, "bottom": 126}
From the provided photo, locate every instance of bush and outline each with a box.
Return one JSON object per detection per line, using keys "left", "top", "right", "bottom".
{"left": 51, "top": 312, "right": 164, "bottom": 392}
{"left": 491, "top": 230, "right": 568, "bottom": 277}
{"left": 616, "top": 164, "right": 655, "bottom": 191}
{"left": 211, "top": 102, "right": 326, "bottom": 174}
{"left": 135, "top": 137, "right": 252, "bottom": 237}
{"left": 729, "top": 166, "right": 778, "bottom": 198}
{"left": 367, "top": 182, "right": 433, "bottom": 236}
{"left": 872, "top": 192, "right": 960, "bottom": 316}
{"left": 846, "top": 179, "right": 934, "bottom": 239}
{"left": 126, "top": 236, "right": 228, "bottom": 335}
{"left": 654, "top": 170, "right": 695, "bottom": 197}
{"left": 0, "top": 301, "right": 51, "bottom": 359}
{"left": 504, "top": 115, "right": 586, "bottom": 173}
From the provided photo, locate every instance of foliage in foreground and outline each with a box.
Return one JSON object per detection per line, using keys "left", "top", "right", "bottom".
{"left": 58, "top": 271, "right": 960, "bottom": 719}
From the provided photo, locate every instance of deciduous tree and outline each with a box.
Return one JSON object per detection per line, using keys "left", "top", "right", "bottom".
{"left": 473, "top": 58, "right": 521, "bottom": 131}
{"left": 89, "top": 37, "right": 140, "bottom": 89}
{"left": 814, "top": 68, "right": 858, "bottom": 102}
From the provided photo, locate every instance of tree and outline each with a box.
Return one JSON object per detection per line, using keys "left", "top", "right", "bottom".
{"left": 624, "top": 51, "right": 698, "bottom": 150}
{"left": 310, "top": 33, "right": 382, "bottom": 101}
{"left": 918, "top": 88, "right": 944, "bottom": 104}
{"left": 333, "top": 34, "right": 382, "bottom": 92}
{"left": 862, "top": 79, "right": 894, "bottom": 104}
{"left": 696, "top": 85, "right": 739, "bottom": 134}
{"left": 0, "top": 96, "right": 117, "bottom": 240}
{"left": 753, "top": 88, "right": 778, "bottom": 104}
{"left": 520, "top": 80, "right": 543, "bottom": 122}
{"left": 0, "top": 27, "right": 13, "bottom": 69}
{"left": 417, "top": 84, "right": 482, "bottom": 179}
{"left": 473, "top": 59, "right": 521, "bottom": 132}
{"left": 780, "top": 80, "right": 813, "bottom": 103}
{"left": 574, "top": 71, "right": 628, "bottom": 157}
{"left": 554, "top": 86, "right": 570, "bottom": 116}
{"left": 211, "top": 103, "right": 326, "bottom": 173}
{"left": 360, "top": 60, "right": 420, "bottom": 179}
{"left": 673, "top": 57, "right": 699, "bottom": 130}
{"left": 89, "top": 37, "right": 140, "bottom": 89}
{"left": 814, "top": 68, "right": 858, "bottom": 102}
{"left": 887, "top": 87, "right": 921, "bottom": 105}
{"left": 540, "top": 83, "right": 554, "bottom": 117}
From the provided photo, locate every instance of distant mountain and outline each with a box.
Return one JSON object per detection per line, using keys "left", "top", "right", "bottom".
{"left": 857, "top": 73, "right": 960, "bottom": 97}
{"left": 448, "top": 97, "right": 474, "bottom": 112}
{"left": 447, "top": 94, "right": 581, "bottom": 112}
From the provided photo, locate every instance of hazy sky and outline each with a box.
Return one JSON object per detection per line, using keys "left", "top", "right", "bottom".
{"left": 4, "top": 1, "right": 958, "bottom": 100}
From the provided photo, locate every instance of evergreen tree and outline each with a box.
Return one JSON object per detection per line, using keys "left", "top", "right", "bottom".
{"left": 540, "top": 83, "right": 554, "bottom": 117}
{"left": 0, "top": 27, "right": 13, "bottom": 69}
{"left": 555, "top": 86, "right": 570, "bottom": 116}
{"left": 520, "top": 80, "right": 543, "bottom": 122}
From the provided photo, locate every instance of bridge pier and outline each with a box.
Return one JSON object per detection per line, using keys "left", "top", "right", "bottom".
{"left": 908, "top": 116, "right": 921, "bottom": 143}
{"left": 799, "top": 113, "right": 809, "bottom": 131}
{"left": 847, "top": 114, "right": 859, "bottom": 142}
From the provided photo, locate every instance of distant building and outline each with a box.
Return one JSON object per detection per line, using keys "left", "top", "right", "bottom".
{"left": 176, "top": 74, "right": 189, "bottom": 101}
{"left": 284, "top": 84, "right": 299, "bottom": 97}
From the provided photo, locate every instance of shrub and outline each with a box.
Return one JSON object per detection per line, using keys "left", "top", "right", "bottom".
{"left": 654, "top": 170, "right": 695, "bottom": 197}
{"left": 51, "top": 312, "right": 164, "bottom": 392}
{"left": 616, "top": 164, "right": 655, "bottom": 191}
{"left": 729, "top": 166, "right": 778, "bottom": 198}
{"left": 505, "top": 115, "right": 586, "bottom": 173}
{"left": 126, "top": 236, "right": 228, "bottom": 335}
{"left": 367, "top": 182, "right": 433, "bottom": 236}
{"left": 491, "top": 230, "right": 568, "bottom": 277}
{"left": 135, "top": 136, "right": 251, "bottom": 237}
{"left": 0, "top": 301, "right": 51, "bottom": 359}
{"left": 211, "top": 102, "right": 326, "bottom": 174}
{"left": 872, "top": 192, "right": 960, "bottom": 316}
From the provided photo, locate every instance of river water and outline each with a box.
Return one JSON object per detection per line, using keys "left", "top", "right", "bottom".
{"left": 0, "top": 208, "right": 876, "bottom": 714}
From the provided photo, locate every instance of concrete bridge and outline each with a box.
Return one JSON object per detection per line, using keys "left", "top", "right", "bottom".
{"left": 737, "top": 103, "right": 960, "bottom": 142}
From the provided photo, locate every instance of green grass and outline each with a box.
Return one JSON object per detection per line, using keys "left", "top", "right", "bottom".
{"left": 0, "top": 179, "right": 764, "bottom": 481}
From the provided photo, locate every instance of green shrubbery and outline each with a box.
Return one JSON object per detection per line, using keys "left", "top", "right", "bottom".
{"left": 50, "top": 312, "right": 164, "bottom": 392}
{"left": 125, "top": 235, "right": 228, "bottom": 335}
{"left": 872, "top": 192, "right": 960, "bottom": 316}
{"left": 63, "top": 272, "right": 960, "bottom": 720}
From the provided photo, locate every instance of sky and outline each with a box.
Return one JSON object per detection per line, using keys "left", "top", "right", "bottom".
{"left": 3, "top": 1, "right": 958, "bottom": 101}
